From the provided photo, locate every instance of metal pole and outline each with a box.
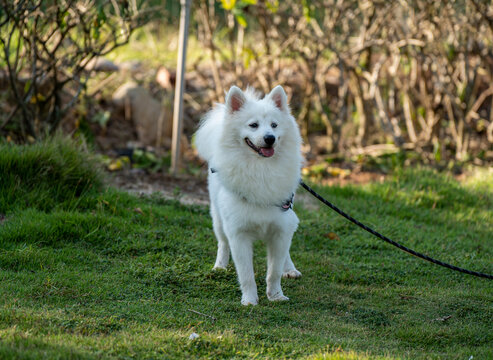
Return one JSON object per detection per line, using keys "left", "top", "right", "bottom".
{"left": 171, "top": 0, "right": 191, "bottom": 174}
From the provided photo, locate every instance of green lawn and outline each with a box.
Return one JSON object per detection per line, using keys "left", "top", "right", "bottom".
{"left": 0, "top": 139, "right": 492, "bottom": 359}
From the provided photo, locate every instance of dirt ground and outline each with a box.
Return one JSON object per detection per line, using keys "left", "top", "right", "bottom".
{"left": 109, "top": 169, "right": 210, "bottom": 206}
{"left": 108, "top": 167, "right": 386, "bottom": 209}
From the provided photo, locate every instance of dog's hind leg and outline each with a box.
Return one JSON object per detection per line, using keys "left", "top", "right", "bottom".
{"left": 211, "top": 204, "right": 230, "bottom": 270}
{"left": 282, "top": 253, "right": 302, "bottom": 279}
{"left": 213, "top": 225, "right": 230, "bottom": 270}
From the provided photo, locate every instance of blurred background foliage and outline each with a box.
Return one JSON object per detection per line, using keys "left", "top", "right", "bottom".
{"left": 1, "top": 0, "right": 493, "bottom": 170}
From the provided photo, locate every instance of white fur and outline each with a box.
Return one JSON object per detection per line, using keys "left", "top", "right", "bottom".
{"left": 195, "top": 85, "right": 303, "bottom": 305}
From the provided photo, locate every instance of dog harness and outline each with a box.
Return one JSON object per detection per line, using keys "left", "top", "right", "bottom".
{"left": 280, "top": 193, "right": 294, "bottom": 211}
{"left": 210, "top": 167, "right": 294, "bottom": 212}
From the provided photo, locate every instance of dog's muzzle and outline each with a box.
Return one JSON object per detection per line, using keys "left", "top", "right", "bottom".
{"left": 245, "top": 137, "right": 275, "bottom": 157}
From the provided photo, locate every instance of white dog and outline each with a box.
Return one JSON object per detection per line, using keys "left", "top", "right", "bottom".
{"left": 195, "top": 85, "right": 303, "bottom": 305}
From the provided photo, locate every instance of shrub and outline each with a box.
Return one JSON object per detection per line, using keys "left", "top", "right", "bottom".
{"left": 0, "top": 0, "right": 156, "bottom": 141}
{"left": 0, "top": 136, "right": 103, "bottom": 212}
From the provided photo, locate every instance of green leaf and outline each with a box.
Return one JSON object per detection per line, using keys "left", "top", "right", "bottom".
{"left": 433, "top": 140, "right": 441, "bottom": 162}
{"left": 302, "top": 0, "right": 313, "bottom": 21}
{"left": 237, "top": 0, "right": 256, "bottom": 7}
{"left": 92, "top": 26, "right": 100, "bottom": 40}
{"left": 402, "top": 60, "right": 411, "bottom": 75}
{"left": 58, "top": 10, "right": 68, "bottom": 31}
{"left": 235, "top": 14, "right": 248, "bottom": 28}
{"left": 97, "top": 7, "right": 107, "bottom": 25}
{"left": 242, "top": 47, "right": 255, "bottom": 69}
{"left": 457, "top": 82, "right": 466, "bottom": 102}
{"left": 92, "top": 111, "right": 111, "bottom": 128}
{"left": 445, "top": 42, "right": 456, "bottom": 61}
{"left": 24, "top": 79, "right": 32, "bottom": 94}
{"left": 221, "top": 0, "right": 236, "bottom": 10}
{"left": 266, "top": 0, "right": 279, "bottom": 13}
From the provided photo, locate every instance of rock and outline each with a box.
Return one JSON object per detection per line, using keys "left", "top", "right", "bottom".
{"left": 112, "top": 82, "right": 172, "bottom": 147}
{"left": 85, "top": 57, "right": 119, "bottom": 72}
{"left": 188, "top": 332, "right": 200, "bottom": 340}
{"left": 119, "top": 60, "right": 143, "bottom": 73}
{"left": 156, "top": 66, "right": 176, "bottom": 90}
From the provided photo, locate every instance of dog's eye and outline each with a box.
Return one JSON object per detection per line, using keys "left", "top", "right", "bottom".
{"left": 271, "top": 122, "right": 278, "bottom": 128}
{"left": 249, "top": 123, "right": 258, "bottom": 128}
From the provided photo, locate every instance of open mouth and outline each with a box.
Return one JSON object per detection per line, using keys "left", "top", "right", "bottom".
{"left": 245, "top": 138, "right": 275, "bottom": 158}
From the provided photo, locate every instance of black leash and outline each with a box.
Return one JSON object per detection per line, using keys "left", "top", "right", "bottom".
{"left": 300, "top": 180, "right": 493, "bottom": 280}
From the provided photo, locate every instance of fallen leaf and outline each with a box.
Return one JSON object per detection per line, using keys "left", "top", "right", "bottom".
{"left": 432, "top": 315, "right": 452, "bottom": 322}
{"left": 324, "top": 232, "right": 340, "bottom": 240}
{"left": 108, "top": 156, "right": 130, "bottom": 171}
{"left": 327, "top": 166, "right": 351, "bottom": 178}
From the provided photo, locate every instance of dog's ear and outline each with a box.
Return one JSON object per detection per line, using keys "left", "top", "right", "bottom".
{"left": 268, "top": 85, "right": 288, "bottom": 113}
{"left": 226, "top": 86, "right": 246, "bottom": 113}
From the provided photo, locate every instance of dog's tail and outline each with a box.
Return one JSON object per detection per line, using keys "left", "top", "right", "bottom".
{"left": 194, "top": 106, "right": 224, "bottom": 163}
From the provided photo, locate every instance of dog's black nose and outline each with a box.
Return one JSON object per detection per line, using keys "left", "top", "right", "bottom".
{"left": 264, "top": 134, "right": 275, "bottom": 146}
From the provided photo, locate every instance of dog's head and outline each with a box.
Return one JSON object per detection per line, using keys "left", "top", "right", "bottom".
{"left": 224, "top": 85, "right": 292, "bottom": 158}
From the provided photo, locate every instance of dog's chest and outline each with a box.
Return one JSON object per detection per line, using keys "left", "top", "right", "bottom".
{"left": 241, "top": 217, "right": 282, "bottom": 239}
{"left": 222, "top": 195, "right": 287, "bottom": 231}
{"left": 220, "top": 164, "right": 296, "bottom": 207}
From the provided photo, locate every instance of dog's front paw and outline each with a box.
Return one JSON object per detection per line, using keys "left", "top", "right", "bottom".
{"left": 267, "top": 291, "right": 289, "bottom": 302}
{"left": 241, "top": 295, "right": 259, "bottom": 306}
{"left": 282, "top": 269, "right": 302, "bottom": 279}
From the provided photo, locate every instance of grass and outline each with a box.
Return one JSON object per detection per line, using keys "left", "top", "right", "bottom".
{"left": 0, "top": 139, "right": 492, "bottom": 359}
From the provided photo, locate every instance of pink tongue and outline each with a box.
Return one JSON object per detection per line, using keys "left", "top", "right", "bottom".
{"left": 260, "top": 147, "right": 275, "bottom": 157}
